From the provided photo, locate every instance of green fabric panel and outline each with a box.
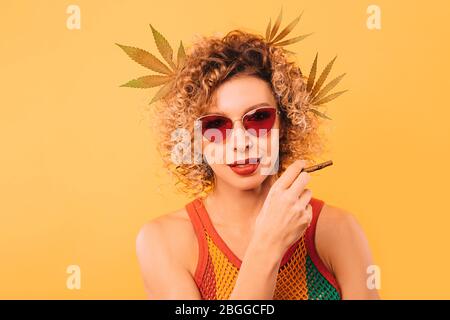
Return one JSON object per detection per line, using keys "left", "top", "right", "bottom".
{"left": 306, "top": 255, "right": 341, "bottom": 300}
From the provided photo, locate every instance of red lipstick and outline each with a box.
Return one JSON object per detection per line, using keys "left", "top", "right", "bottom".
{"left": 227, "top": 158, "right": 260, "bottom": 176}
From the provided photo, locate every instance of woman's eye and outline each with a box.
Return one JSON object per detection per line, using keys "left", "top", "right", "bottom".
{"left": 205, "top": 119, "right": 225, "bottom": 128}
{"left": 248, "top": 111, "right": 270, "bottom": 121}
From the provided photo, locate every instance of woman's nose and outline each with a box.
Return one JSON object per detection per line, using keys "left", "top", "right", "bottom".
{"left": 229, "top": 121, "right": 253, "bottom": 152}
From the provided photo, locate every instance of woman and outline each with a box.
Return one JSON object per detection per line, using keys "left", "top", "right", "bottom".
{"left": 126, "top": 19, "right": 380, "bottom": 300}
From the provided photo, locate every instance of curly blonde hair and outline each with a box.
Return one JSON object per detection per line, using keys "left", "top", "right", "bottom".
{"left": 150, "top": 29, "right": 328, "bottom": 199}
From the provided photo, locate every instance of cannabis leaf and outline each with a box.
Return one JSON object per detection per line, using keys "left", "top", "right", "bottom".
{"left": 117, "top": 24, "right": 186, "bottom": 105}
{"left": 305, "top": 53, "right": 348, "bottom": 119}
{"left": 265, "top": 8, "right": 313, "bottom": 47}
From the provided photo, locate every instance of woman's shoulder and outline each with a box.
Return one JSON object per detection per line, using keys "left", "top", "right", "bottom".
{"left": 135, "top": 207, "right": 198, "bottom": 277}
{"left": 315, "top": 201, "right": 380, "bottom": 299}
{"left": 315, "top": 201, "right": 365, "bottom": 275}
{"left": 318, "top": 202, "right": 359, "bottom": 232}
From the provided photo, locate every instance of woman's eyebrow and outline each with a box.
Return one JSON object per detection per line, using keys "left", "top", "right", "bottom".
{"left": 207, "top": 102, "right": 273, "bottom": 115}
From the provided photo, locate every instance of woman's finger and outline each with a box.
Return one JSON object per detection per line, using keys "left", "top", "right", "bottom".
{"left": 273, "top": 160, "right": 307, "bottom": 190}
{"left": 294, "top": 189, "right": 312, "bottom": 212}
{"left": 289, "top": 171, "right": 311, "bottom": 197}
{"left": 297, "top": 204, "right": 313, "bottom": 226}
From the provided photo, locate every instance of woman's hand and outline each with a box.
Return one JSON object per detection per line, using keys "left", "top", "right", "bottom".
{"left": 252, "top": 159, "right": 313, "bottom": 254}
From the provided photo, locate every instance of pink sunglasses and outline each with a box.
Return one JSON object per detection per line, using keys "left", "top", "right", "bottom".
{"left": 196, "top": 106, "right": 280, "bottom": 143}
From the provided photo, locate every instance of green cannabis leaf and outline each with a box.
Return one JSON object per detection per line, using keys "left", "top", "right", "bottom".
{"left": 265, "top": 8, "right": 312, "bottom": 47}
{"left": 305, "top": 53, "right": 347, "bottom": 119}
{"left": 117, "top": 24, "right": 186, "bottom": 105}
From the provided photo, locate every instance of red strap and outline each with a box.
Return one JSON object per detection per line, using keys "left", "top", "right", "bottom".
{"left": 185, "top": 199, "right": 208, "bottom": 287}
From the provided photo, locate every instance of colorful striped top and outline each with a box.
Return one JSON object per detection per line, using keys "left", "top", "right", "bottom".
{"left": 185, "top": 197, "right": 342, "bottom": 300}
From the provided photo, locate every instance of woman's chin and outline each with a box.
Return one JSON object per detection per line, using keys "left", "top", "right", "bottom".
{"left": 220, "top": 173, "right": 269, "bottom": 190}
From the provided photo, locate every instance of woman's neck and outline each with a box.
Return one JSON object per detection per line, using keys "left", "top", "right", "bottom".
{"left": 203, "top": 176, "right": 275, "bottom": 231}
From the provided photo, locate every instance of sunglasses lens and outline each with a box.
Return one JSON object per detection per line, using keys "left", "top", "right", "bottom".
{"left": 200, "top": 115, "right": 232, "bottom": 143}
{"left": 243, "top": 107, "right": 276, "bottom": 137}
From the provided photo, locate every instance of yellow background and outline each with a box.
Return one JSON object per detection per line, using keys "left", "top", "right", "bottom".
{"left": 1, "top": 0, "right": 449, "bottom": 299}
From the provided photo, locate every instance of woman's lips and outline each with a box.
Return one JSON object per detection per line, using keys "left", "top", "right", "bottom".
{"left": 227, "top": 158, "right": 260, "bottom": 176}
